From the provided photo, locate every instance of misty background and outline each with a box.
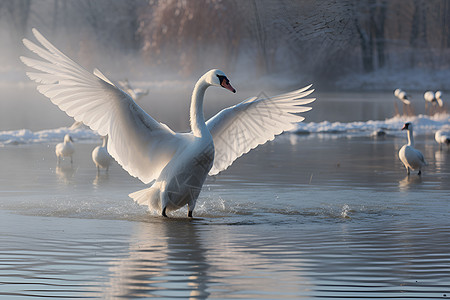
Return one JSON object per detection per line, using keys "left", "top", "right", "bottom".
{"left": 0, "top": 0, "right": 449, "bottom": 130}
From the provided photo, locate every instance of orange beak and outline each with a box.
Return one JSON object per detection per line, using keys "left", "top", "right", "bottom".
{"left": 221, "top": 79, "right": 236, "bottom": 93}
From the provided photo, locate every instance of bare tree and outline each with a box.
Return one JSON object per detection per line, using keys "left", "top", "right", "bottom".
{"left": 137, "top": 0, "right": 244, "bottom": 74}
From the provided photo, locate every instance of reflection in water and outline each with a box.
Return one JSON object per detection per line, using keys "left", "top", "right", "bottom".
{"left": 398, "top": 175, "right": 422, "bottom": 191}
{"left": 434, "top": 150, "right": 448, "bottom": 171}
{"left": 100, "top": 220, "right": 210, "bottom": 299}
{"left": 93, "top": 172, "right": 109, "bottom": 186}
{"left": 96, "top": 220, "right": 450, "bottom": 299}
{"left": 289, "top": 133, "right": 298, "bottom": 146}
{"left": 55, "top": 165, "right": 76, "bottom": 183}
{"left": 98, "top": 219, "right": 313, "bottom": 299}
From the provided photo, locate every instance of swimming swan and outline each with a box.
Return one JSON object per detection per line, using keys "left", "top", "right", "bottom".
{"left": 20, "top": 28, "right": 315, "bottom": 217}
{"left": 398, "top": 122, "right": 426, "bottom": 175}
{"left": 435, "top": 129, "right": 450, "bottom": 150}
{"left": 92, "top": 136, "right": 113, "bottom": 173}
{"left": 55, "top": 134, "right": 74, "bottom": 165}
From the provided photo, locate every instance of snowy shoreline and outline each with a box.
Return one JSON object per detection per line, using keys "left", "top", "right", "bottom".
{"left": 1, "top": 113, "right": 448, "bottom": 146}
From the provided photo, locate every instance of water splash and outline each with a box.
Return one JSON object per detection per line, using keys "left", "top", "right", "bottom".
{"left": 341, "top": 204, "right": 351, "bottom": 219}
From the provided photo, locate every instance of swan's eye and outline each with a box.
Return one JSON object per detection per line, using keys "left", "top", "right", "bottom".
{"left": 217, "top": 75, "right": 228, "bottom": 85}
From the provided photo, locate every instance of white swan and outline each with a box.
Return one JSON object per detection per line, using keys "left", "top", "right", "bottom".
{"left": 394, "top": 88, "right": 411, "bottom": 105}
{"left": 398, "top": 122, "right": 426, "bottom": 175}
{"left": 118, "top": 79, "right": 149, "bottom": 102}
{"left": 92, "top": 136, "right": 113, "bottom": 173}
{"left": 55, "top": 134, "right": 74, "bottom": 165}
{"left": 435, "top": 90, "right": 444, "bottom": 107}
{"left": 424, "top": 90, "right": 443, "bottom": 109}
{"left": 424, "top": 91, "right": 436, "bottom": 104}
{"left": 435, "top": 129, "right": 450, "bottom": 150}
{"left": 20, "top": 28, "right": 315, "bottom": 217}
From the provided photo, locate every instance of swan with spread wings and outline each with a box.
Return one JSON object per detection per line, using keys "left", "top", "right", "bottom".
{"left": 21, "top": 29, "right": 315, "bottom": 217}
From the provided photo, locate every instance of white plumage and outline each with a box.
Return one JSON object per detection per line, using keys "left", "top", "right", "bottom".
{"left": 394, "top": 88, "right": 411, "bottom": 105}
{"left": 435, "top": 129, "right": 450, "bottom": 150}
{"left": 92, "top": 136, "right": 113, "bottom": 173}
{"left": 435, "top": 90, "right": 444, "bottom": 107}
{"left": 55, "top": 134, "right": 74, "bottom": 165}
{"left": 424, "top": 90, "right": 443, "bottom": 107}
{"left": 398, "top": 122, "right": 426, "bottom": 175}
{"left": 21, "top": 28, "right": 315, "bottom": 217}
{"left": 117, "top": 79, "right": 149, "bottom": 102}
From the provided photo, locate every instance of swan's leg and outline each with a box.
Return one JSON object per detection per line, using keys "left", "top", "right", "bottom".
{"left": 70, "top": 156, "right": 73, "bottom": 165}
{"left": 160, "top": 185, "right": 170, "bottom": 218}
{"left": 418, "top": 170, "right": 422, "bottom": 176}
{"left": 187, "top": 201, "right": 195, "bottom": 218}
{"left": 187, "top": 195, "right": 197, "bottom": 219}
{"left": 406, "top": 167, "right": 410, "bottom": 176}
{"left": 57, "top": 155, "right": 60, "bottom": 165}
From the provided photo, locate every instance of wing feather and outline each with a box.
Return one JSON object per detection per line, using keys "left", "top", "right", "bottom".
{"left": 207, "top": 85, "right": 315, "bottom": 175}
{"left": 21, "top": 28, "right": 186, "bottom": 184}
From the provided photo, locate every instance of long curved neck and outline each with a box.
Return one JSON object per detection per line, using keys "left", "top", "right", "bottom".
{"left": 190, "top": 78, "right": 210, "bottom": 137}
{"left": 407, "top": 129, "right": 414, "bottom": 146}
{"left": 102, "top": 136, "right": 108, "bottom": 148}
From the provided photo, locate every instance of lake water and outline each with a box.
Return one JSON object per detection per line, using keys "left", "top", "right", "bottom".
{"left": 0, "top": 129, "right": 449, "bottom": 299}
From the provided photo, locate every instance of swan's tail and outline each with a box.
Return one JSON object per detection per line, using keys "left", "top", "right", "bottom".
{"left": 129, "top": 184, "right": 161, "bottom": 213}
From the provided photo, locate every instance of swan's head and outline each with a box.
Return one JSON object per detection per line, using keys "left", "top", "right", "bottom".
{"left": 204, "top": 69, "right": 236, "bottom": 93}
{"left": 435, "top": 90, "right": 442, "bottom": 99}
{"left": 64, "top": 134, "right": 74, "bottom": 143}
{"left": 402, "top": 122, "right": 412, "bottom": 131}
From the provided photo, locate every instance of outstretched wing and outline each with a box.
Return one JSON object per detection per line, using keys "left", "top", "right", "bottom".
{"left": 206, "top": 85, "right": 315, "bottom": 175}
{"left": 21, "top": 28, "right": 187, "bottom": 184}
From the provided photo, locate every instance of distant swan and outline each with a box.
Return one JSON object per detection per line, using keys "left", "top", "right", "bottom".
{"left": 118, "top": 79, "right": 149, "bottom": 102}
{"left": 92, "top": 136, "right": 113, "bottom": 173}
{"left": 394, "top": 88, "right": 411, "bottom": 105}
{"left": 435, "top": 129, "right": 450, "bottom": 150}
{"left": 424, "top": 91, "right": 443, "bottom": 115}
{"left": 55, "top": 134, "right": 74, "bottom": 165}
{"left": 394, "top": 88, "right": 413, "bottom": 116}
{"left": 435, "top": 91, "right": 444, "bottom": 107}
{"left": 21, "top": 28, "right": 315, "bottom": 217}
{"left": 398, "top": 122, "right": 426, "bottom": 175}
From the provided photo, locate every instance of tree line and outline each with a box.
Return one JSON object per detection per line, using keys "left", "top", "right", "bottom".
{"left": 1, "top": 0, "right": 449, "bottom": 84}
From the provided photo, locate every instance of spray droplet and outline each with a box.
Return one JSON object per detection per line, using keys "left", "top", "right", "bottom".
{"left": 341, "top": 204, "right": 350, "bottom": 218}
